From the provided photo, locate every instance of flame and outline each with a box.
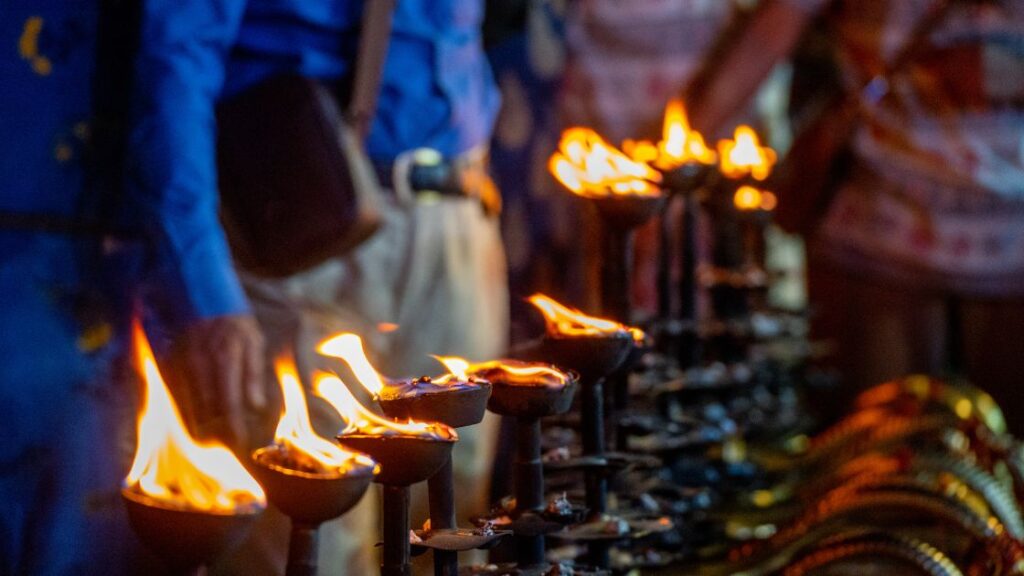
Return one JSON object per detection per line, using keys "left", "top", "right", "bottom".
{"left": 654, "top": 99, "right": 716, "bottom": 169}
{"left": 314, "top": 373, "right": 455, "bottom": 441}
{"left": 270, "top": 356, "right": 376, "bottom": 474}
{"left": 528, "top": 293, "right": 634, "bottom": 338}
{"left": 625, "top": 100, "right": 714, "bottom": 170}
{"left": 622, "top": 139, "right": 659, "bottom": 164}
{"left": 377, "top": 322, "right": 400, "bottom": 334}
{"left": 465, "top": 359, "right": 570, "bottom": 388}
{"left": 718, "top": 125, "right": 776, "bottom": 181}
{"left": 733, "top": 186, "right": 777, "bottom": 212}
{"left": 431, "top": 355, "right": 472, "bottom": 385}
{"left": 317, "top": 333, "right": 387, "bottom": 397}
{"left": 124, "top": 321, "right": 265, "bottom": 513}
{"left": 548, "top": 127, "right": 663, "bottom": 198}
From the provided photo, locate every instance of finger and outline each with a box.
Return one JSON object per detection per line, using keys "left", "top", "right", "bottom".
{"left": 244, "top": 328, "right": 267, "bottom": 411}
{"left": 219, "top": 336, "right": 248, "bottom": 448}
{"left": 189, "top": 342, "right": 218, "bottom": 430}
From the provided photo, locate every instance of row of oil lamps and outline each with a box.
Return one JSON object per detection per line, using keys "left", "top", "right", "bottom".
{"left": 119, "top": 99, "right": 782, "bottom": 576}
{"left": 122, "top": 291, "right": 645, "bottom": 576}
{"left": 540, "top": 100, "right": 1024, "bottom": 576}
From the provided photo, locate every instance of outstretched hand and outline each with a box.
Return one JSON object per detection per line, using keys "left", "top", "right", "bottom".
{"left": 169, "top": 314, "right": 267, "bottom": 448}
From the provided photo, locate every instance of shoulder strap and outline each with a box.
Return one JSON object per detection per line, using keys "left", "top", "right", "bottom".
{"left": 348, "top": 0, "right": 398, "bottom": 141}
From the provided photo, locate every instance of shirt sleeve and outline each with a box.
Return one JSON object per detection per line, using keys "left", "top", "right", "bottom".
{"left": 125, "top": 0, "right": 250, "bottom": 327}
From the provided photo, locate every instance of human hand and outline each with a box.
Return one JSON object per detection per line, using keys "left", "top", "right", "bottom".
{"left": 169, "top": 314, "right": 267, "bottom": 448}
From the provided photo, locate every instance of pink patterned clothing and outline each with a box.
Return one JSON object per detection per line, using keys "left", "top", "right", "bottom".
{"left": 560, "top": 0, "right": 733, "bottom": 142}
{"left": 813, "top": 0, "right": 1024, "bottom": 296}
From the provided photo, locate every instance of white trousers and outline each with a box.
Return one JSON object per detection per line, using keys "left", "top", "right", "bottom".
{"left": 223, "top": 195, "right": 509, "bottom": 575}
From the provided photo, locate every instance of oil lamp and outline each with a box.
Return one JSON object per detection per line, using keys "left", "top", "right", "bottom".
{"left": 528, "top": 294, "right": 637, "bottom": 568}
{"left": 469, "top": 359, "right": 579, "bottom": 568}
{"left": 703, "top": 126, "right": 778, "bottom": 360}
{"left": 250, "top": 356, "right": 378, "bottom": 576}
{"left": 621, "top": 99, "right": 719, "bottom": 368}
{"left": 318, "top": 335, "right": 502, "bottom": 575}
{"left": 378, "top": 356, "right": 492, "bottom": 429}
{"left": 549, "top": 126, "right": 665, "bottom": 324}
{"left": 644, "top": 100, "right": 718, "bottom": 369}
{"left": 731, "top": 185, "right": 777, "bottom": 287}
{"left": 382, "top": 354, "right": 503, "bottom": 576}
{"left": 314, "top": 335, "right": 458, "bottom": 576}
{"left": 122, "top": 321, "right": 266, "bottom": 575}
{"left": 717, "top": 126, "right": 776, "bottom": 183}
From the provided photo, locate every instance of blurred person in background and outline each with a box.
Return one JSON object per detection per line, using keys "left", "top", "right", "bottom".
{"left": 686, "top": 0, "right": 1024, "bottom": 430}
{"left": 485, "top": 0, "right": 582, "bottom": 342}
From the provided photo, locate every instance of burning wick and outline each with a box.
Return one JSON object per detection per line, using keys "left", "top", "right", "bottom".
{"left": 528, "top": 293, "right": 642, "bottom": 343}
{"left": 317, "top": 332, "right": 388, "bottom": 398}
{"left": 548, "top": 127, "right": 663, "bottom": 198}
{"left": 733, "top": 185, "right": 777, "bottom": 213}
{"left": 315, "top": 373, "right": 456, "bottom": 441}
{"left": 124, "top": 320, "right": 265, "bottom": 514}
{"left": 624, "top": 99, "right": 716, "bottom": 170}
{"left": 369, "top": 355, "right": 487, "bottom": 402}
{"left": 465, "top": 359, "right": 570, "bottom": 388}
{"left": 427, "top": 355, "right": 489, "bottom": 387}
{"left": 256, "top": 356, "right": 377, "bottom": 477}
{"left": 718, "top": 125, "right": 776, "bottom": 181}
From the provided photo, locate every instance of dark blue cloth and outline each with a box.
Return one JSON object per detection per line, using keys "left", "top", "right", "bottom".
{"left": 0, "top": 235, "right": 152, "bottom": 576}
{"left": 0, "top": 3, "right": 149, "bottom": 573}
{"left": 0, "top": 2, "right": 96, "bottom": 217}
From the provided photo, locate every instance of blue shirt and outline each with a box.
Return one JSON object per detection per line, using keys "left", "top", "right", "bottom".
{"left": 125, "top": 0, "right": 499, "bottom": 324}
{"left": 1, "top": 2, "right": 97, "bottom": 219}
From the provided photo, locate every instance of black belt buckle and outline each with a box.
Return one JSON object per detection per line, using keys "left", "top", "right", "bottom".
{"left": 409, "top": 160, "right": 464, "bottom": 197}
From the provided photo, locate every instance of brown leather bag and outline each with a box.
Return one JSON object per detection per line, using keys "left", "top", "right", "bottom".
{"left": 216, "top": 0, "right": 396, "bottom": 277}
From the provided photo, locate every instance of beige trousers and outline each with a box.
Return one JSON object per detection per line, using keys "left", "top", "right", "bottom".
{"left": 218, "top": 195, "right": 509, "bottom": 575}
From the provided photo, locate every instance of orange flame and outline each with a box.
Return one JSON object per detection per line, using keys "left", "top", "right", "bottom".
{"left": 431, "top": 356, "right": 473, "bottom": 385}
{"left": 270, "top": 356, "right": 376, "bottom": 474}
{"left": 624, "top": 100, "right": 714, "bottom": 170}
{"left": 317, "top": 333, "right": 387, "bottom": 397}
{"left": 314, "top": 373, "right": 456, "bottom": 441}
{"left": 718, "top": 125, "right": 776, "bottom": 181}
{"left": 528, "top": 293, "right": 634, "bottom": 338}
{"left": 733, "top": 186, "right": 777, "bottom": 212}
{"left": 655, "top": 99, "right": 716, "bottom": 169}
{"left": 377, "top": 322, "right": 400, "bottom": 334}
{"left": 124, "top": 321, "right": 265, "bottom": 513}
{"left": 465, "top": 359, "right": 570, "bottom": 388}
{"left": 549, "top": 127, "right": 663, "bottom": 198}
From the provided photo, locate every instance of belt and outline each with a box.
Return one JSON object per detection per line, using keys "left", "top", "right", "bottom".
{"left": 374, "top": 158, "right": 463, "bottom": 196}
{"left": 373, "top": 147, "right": 490, "bottom": 199}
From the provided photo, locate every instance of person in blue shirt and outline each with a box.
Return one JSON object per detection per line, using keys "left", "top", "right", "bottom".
{"left": 130, "top": 0, "right": 506, "bottom": 381}
{"left": 1, "top": 1, "right": 265, "bottom": 574}
{"left": 1, "top": 0, "right": 506, "bottom": 572}
{"left": 133, "top": 0, "right": 507, "bottom": 573}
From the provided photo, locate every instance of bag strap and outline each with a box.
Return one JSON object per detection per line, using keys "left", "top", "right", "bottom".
{"left": 348, "top": 0, "right": 398, "bottom": 141}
